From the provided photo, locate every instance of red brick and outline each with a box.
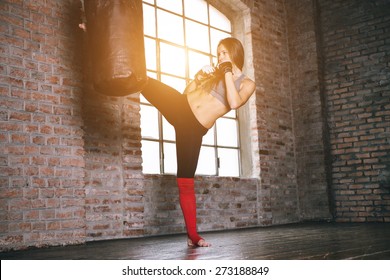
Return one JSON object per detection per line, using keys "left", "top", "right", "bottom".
{"left": 39, "top": 125, "right": 53, "bottom": 134}
{"left": 0, "top": 188, "right": 23, "bottom": 199}
{"left": 11, "top": 133, "right": 29, "bottom": 144}
{"left": 24, "top": 146, "right": 39, "bottom": 154}
{"left": 47, "top": 221, "right": 61, "bottom": 230}
{"left": 24, "top": 210, "right": 39, "bottom": 220}
{"left": 32, "top": 136, "right": 45, "bottom": 145}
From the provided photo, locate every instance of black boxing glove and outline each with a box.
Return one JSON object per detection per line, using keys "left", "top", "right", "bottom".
{"left": 218, "top": 61, "right": 233, "bottom": 75}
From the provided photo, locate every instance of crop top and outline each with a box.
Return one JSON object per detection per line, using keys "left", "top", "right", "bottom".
{"left": 210, "top": 74, "right": 245, "bottom": 108}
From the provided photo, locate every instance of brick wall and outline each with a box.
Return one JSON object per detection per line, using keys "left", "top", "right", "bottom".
{"left": 285, "top": 0, "right": 332, "bottom": 220}
{"left": 319, "top": 0, "right": 390, "bottom": 222}
{"left": 142, "top": 175, "right": 259, "bottom": 237}
{"left": 0, "top": 0, "right": 86, "bottom": 249}
{"left": 82, "top": 84, "right": 145, "bottom": 240}
{"left": 250, "top": 0, "right": 302, "bottom": 225}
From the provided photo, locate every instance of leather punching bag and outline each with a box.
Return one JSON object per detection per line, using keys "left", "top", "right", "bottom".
{"left": 84, "top": 0, "right": 147, "bottom": 96}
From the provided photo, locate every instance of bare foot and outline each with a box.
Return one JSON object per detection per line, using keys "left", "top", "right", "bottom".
{"left": 187, "top": 238, "right": 211, "bottom": 247}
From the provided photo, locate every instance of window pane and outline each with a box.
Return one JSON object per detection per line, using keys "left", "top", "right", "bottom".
{"left": 196, "top": 146, "right": 216, "bottom": 175}
{"left": 209, "top": 5, "right": 231, "bottom": 32}
{"left": 216, "top": 118, "right": 238, "bottom": 147}
{"left": 143, "top": 4, "right": 156, "bottom": 37}
{"left": 218, "top": 148, "right": 239, "bottom": 177}
{"left": 157, "top": 9, "right": 184, "bottom": 45}
{"left": 160, "top": 43, "right": 185, "bottom": 77}
{"left": 188, "top": 51, "right": 211, "bottom": 78}
{"left": 202, "top": 125, "right": 215, "bottom": 145}
{"left": 161, "top": 75, "right": 186, "bottom": 93}
{"left": 141, "top": 140, "right": 160, "bottom": 174}
{"left": 140, "top": 105, "right": 159, "bottom": 139}
{"left": 211, "top": 55, "right": 218, "bottom": 67}
{"left": 184, "top": 0, "right": 208, "bottom": 24}
{"left": 143, "top": 0, "right": 154, "bottom": 4}
{"left": 162, "top": 117, "right": 175, "bottom": 141}
{"left": 210, "top": 28, "right": 231, "bottom": 56}
{"left": 163, "top": 142, "right": 177, "bottom": 174}
{"left": 157, "top": 0, "right": 182, "bottom": 15}
{"left": 145, "top": 37, "right": 157, "bottom": 71}
{"left": 185, "top": 19, "right": 209, "bottom": 53}
{"left": 147, "top": 71, "right": 157, "bottom": 79}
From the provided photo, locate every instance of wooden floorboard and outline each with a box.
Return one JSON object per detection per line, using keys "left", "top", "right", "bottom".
{"left": 1, "top": 222, "right": 390, "bottom": 260}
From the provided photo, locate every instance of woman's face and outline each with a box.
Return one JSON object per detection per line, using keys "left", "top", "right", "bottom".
{"left": 217, "top": 44, "right": 232, "bottom": 64}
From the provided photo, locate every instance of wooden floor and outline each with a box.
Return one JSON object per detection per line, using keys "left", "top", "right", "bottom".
{"left": 1, "top": 222, "right": 390, "bottom": 260}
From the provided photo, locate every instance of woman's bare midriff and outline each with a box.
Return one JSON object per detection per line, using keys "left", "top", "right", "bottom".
{"left": 186, "top": 88, "right": 230, "bottom": 129}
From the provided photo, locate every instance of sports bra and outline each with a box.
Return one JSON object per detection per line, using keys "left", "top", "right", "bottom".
{"left": 210, "top": 74, "right": 245, "bottom": 108}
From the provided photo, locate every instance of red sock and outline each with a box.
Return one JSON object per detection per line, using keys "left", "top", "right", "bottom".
{"left": 177, "top": 178, "right": 202, "bottom": 244}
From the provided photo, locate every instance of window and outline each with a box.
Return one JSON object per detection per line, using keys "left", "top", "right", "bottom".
{"left": 141, "top": 0, "right": 240, "bottom": 176}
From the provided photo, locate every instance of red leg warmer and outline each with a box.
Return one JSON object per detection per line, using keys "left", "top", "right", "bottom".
{"left": 177, "top": 178, "right": 202, "bottom": 245}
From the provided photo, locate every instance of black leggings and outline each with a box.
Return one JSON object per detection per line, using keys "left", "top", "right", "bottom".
{"left": 141, "top": 78, "right": 208, "bottom": 178}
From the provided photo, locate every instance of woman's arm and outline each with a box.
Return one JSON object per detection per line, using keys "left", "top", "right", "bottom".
{"left": 224, "top": 72, "right": 256, "bottom": 109}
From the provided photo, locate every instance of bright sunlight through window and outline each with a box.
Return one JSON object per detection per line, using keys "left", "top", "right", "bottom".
{"left": 141, "top": 0, "right": 240, "bottom": 177}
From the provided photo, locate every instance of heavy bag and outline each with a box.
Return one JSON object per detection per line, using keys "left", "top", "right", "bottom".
{"left": 84, "top": 0, "right": 147, "bottom": 96}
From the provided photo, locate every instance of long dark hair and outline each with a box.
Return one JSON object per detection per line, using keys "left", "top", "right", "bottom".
{"left": 200, "top": 37, "right": 245, "bottom": 92}
{"left": 218, "top": 37, "right": 245, "bottom": 71}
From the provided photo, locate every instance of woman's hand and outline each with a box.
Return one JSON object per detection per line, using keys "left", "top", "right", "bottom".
{"left": 194, "top": 65, "right": 216, "bottom": 84}
{"left": 200, "top": 65, "right": 216, "bottom": 75}
{"left": 218, "top": 61, "right": 232, "bottom": 75}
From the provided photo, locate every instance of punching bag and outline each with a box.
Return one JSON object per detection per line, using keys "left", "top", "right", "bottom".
{"left": 84, "top": 0, "right": 147, "bottom": 96}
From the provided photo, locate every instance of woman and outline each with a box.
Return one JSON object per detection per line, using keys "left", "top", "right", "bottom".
{"left": 142, "top": 38, "right": 256, "bottom": 247}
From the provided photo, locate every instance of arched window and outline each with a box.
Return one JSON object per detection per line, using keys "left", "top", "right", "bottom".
{"left": 141, "top": 0, "right": 240, "bottom": 176}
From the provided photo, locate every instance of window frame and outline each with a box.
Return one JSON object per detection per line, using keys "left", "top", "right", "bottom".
{"left": 141, "top": 0, "right": 242, "bottom": 177}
